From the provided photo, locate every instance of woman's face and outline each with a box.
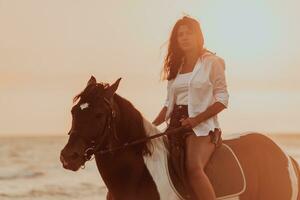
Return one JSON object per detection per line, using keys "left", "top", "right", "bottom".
{"left": 176, "top": 25, "right": 198, "bottom": 53}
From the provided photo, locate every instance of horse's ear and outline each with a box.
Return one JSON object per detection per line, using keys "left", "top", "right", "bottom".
{"left": 87, "top": 75, "right": 97, "bottom": 86}
{"left": 105, "top": 78, "right": 121, "bottom": 98}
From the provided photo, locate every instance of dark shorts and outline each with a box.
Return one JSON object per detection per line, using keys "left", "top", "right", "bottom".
{"left": 166, "top": 104, "right": 192, "bottom": 147}
{"left": 168, "top": 104, "right": 189, "bottom": 129}
{"left": 166, "top": 104, "right": 222, "bottom": 146}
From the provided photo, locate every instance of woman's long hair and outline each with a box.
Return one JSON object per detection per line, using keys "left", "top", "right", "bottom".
{"left": 161, "top": 16, "right": 208, "bottom": 80}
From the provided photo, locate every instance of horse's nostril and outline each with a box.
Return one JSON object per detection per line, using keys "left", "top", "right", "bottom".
{"left": 60, "top": 155, "right": 69, "bottom": 167}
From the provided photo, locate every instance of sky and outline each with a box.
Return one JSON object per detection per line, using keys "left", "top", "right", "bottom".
{"left": 0, "top": 0, "right": 300, "bottom": 136}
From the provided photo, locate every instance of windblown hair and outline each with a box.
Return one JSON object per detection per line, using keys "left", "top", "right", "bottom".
{"left": 162, "top": 16, "right": 208, "bottom": 80}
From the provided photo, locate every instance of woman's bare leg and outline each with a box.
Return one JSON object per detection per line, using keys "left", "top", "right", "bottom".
{"left": 185, "top": 133, "right": 216, "bottom": 200}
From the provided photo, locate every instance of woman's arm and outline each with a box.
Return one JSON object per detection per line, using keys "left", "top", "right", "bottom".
{"left": 152, "top": 106, "right": 167, "bottom": 126}
{"left": 153, "top": 80, "right": 173, "bottom": 126}
{"left": 180, "top": 102, "right": 225, "bottom": 128}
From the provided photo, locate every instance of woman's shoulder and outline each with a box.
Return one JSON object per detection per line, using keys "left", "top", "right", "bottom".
{"left": 202, "top": 52, "right": 225, "bottom": 70}
{"left": 202, "top": 51, "right": 224, "bottom": 63}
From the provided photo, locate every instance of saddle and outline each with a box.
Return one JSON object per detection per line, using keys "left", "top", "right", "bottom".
{"left": 165, "top": 130, "right": 246, "bottom": 199}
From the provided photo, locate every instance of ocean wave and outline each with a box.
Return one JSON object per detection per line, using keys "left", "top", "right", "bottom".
{"left": 0, "top": 184, "right": 106, "bottom": 199}
{"left": 0, "top": 170, "right": 44, "bottom": 180}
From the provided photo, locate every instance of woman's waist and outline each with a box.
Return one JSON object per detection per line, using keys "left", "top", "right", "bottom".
{"left": 171, "top": 104, "right": 188, "bottom": 115}
{"left": 169, "top": 105, "right": 220, "bottom": 124}
{"left": 168, "top": 116, "right": 221, "bottom": 131}
{"left": 168, "top": 104, "right": 188, "bottom": 126}
{"left": 173, "top": 104, "right": 188, "bottom": 110}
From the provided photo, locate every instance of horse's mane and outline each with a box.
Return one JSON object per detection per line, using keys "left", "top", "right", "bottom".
{"left": 113, "top": 94, "right": 152, "bottom": 156}
{"left": 73, "top": 83, "right": 109, "bottom": 103}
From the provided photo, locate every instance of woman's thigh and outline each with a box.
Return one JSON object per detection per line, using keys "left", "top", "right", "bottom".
{"left": 185, "top": 133, "right": 215, "bottom": 170}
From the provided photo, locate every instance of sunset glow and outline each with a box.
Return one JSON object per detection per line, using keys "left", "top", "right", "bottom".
{"left": 0, "top": 0, "right": 299, "bottom": 136}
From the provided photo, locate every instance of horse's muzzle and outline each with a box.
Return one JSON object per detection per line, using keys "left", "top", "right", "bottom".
{"left": 60, "top": 154, "right": 69, "bottom": 168}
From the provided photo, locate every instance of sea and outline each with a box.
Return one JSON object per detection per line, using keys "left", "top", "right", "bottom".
{"left": 0, "top": 134, "right": 300, "bottom": 200}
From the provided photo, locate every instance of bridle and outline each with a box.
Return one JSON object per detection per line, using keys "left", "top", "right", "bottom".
{"left": 82, "top": 96, "right": 119, "bottom": 162}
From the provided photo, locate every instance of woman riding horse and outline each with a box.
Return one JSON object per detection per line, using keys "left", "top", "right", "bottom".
{"left": 152, "top": 16, "right": 229, "bottom": 200}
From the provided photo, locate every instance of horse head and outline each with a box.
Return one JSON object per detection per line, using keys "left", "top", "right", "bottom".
{"left": 60, "top": 76, "right": 121, "bottom": 171}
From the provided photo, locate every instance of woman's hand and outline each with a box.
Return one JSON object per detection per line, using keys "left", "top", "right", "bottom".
{"left": 180, "top": 117, "right": 199, "bottom": 128}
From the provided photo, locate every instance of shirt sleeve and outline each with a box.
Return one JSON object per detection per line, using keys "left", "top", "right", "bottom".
{"left": 209, "top": 58, "right": 229, "bottom": 108}
{"left": 163, "top": 80, "right": 172, "bottom": 107}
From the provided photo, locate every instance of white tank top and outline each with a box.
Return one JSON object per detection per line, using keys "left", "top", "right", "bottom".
{"left": 173, "top": 72, "right": 192, "bottom": 105}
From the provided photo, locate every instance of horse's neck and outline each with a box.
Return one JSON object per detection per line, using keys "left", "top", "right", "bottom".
{"left": 94, "top": 113, "right": 161, "bottom": 199}
{"left": 95, "top": 150, "right": 158, "bottom": 199}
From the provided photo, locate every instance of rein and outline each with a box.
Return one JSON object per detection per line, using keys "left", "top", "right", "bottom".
{"left": 93, "top": 126, "right": 186, "bottom": 155}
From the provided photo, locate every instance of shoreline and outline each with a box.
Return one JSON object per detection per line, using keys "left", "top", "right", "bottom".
{"left": 0, "top": 132, "right": 300, "bottom": 139}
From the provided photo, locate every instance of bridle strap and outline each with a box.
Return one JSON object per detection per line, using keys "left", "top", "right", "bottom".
{"left": 104, "top": 97, "right": 119, "bottom": 142}
{"left": 83, "top": 96, "right": 119, "bottom": 160}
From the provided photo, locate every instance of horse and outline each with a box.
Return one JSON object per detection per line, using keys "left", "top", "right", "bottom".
{"left": 60, "top": 76, "right": 300, "bottom": 200}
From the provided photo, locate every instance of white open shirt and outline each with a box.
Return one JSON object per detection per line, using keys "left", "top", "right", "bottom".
{"left": 164, "top": 52, "right": 229, "bottom": 136}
